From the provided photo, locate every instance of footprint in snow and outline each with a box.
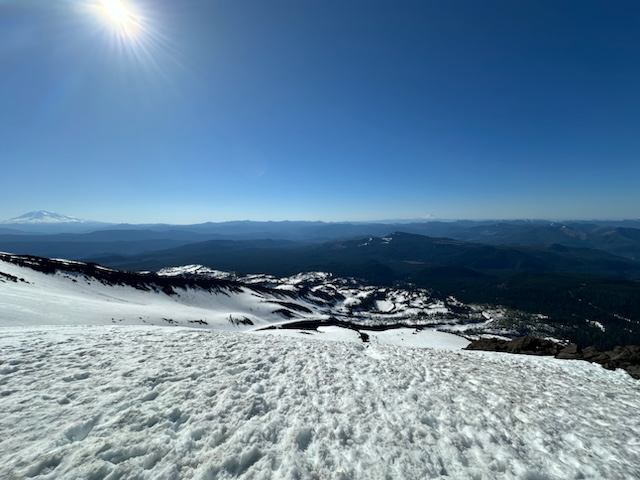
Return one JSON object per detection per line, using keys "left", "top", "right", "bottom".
{"left": 25, "top": 455, "right": 62, "bottom": 478}
{"left": 65, "top": 416, "right": 99, "bottom": 443}
{"left": 140, "top": 390, "right": 159, "bottom": 402}
{"left": 62, "top": 372, "right": 90, "bottom": 382}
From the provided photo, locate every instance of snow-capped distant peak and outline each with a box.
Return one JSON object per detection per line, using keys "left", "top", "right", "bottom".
{"left": 157, "top": 264, "right": 234, "bottom": 279}
{"left": 1, "top": 210, "right": 87, "bottom": 224}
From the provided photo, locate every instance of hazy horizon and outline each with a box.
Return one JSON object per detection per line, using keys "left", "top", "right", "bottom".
{"left": 2, "top": 1, "right": 639, "bottom": 223}
{"left": 2, "top": 209, "right": 639, "bottom": 227}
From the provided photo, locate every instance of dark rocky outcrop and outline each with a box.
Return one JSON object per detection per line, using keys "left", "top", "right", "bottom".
{"left": 465, "top": 336, "right": 562, "bottom": 356}
{"left": 466, "top": 336, "right": 640, "bottom": 379}
{"left": 555, "top": 343, "right": 582, "bottom": 359}
{"left": 505, "top": 336, "right": 562, "bottom": 356}
{"left": 463, "top": 337, "right": 509, "bottom": 353}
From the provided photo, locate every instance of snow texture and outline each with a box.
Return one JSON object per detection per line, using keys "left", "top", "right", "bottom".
{"left": 1, "top": 255, "right": 639, "bottom": 479}
{"left": 1, "top": 326, "right": 639, "bottom": 480}
{"left": 1, "top": 210, "right": 86, "bottom": 224}
{"left": 0, "top": 257, "right": 315, "bottom": 329}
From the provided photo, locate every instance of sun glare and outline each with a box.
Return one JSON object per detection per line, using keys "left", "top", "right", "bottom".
{"left": 97, "top": 0, "right": 142, "bottom": 37}
{"left": 78, "top": 0, "right": 181, "bottom": 82}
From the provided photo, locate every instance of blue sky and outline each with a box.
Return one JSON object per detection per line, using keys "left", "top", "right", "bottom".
{"left": 1, "top": 0, "right": 639, "bottom": 223}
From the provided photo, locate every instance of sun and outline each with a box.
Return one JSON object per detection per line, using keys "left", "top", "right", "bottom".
{"left": 78, "top": 0, "right": 179, "bottom": 77}
{"left": 95, "top": 0, "right": 142, "bottom": 38}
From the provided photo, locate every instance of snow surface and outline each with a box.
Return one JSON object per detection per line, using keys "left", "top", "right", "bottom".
{"left": 1, "top": 326, "right": 639, "bottom": 480}
{"left": 158, "top": 265, "right": 235, "bottom": 280}
{"left": 0, "top": 257, "right": 316, "bottom": 329}
{"left": 0, "top": 256, "right": 478, "bottom": 332}
{"left": 252, "top": 326, "right": 470, "bottom": 350}
{"left": 1, "top": 210, "right": 86, "bottom": 224}
{"left": 2, "top": 254, "right": 640, "bottom": 479}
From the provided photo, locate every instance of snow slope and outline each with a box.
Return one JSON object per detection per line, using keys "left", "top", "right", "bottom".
{"left": 0, "top": 255, "right": 321, "bottom": 330}
{"left": 0, "top": 254, "right": 491, "bottom": 338}
{"left": 2, "top": 254, "right": 639, "bottom": 479}
{"left": 1, "top": 326, "right": 639, "bottom": 480}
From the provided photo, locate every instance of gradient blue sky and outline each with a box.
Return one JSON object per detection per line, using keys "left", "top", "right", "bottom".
{"left": 1, "top": 0, "right": 639, "bottom": 223}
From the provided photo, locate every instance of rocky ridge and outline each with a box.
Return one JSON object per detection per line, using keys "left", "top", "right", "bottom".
{"left": 465, "top": 336, "right": 640, "bottom": 379}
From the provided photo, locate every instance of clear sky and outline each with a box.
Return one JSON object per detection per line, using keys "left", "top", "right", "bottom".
{"left": 1, "top": 0, "right": 639, "bottom": 224}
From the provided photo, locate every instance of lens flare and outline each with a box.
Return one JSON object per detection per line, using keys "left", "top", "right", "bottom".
{"left": 96, "top": 0, "right": 142, "bottom": 38}
{"left": 77, "top": 0, "right": 182, "bottom": 87}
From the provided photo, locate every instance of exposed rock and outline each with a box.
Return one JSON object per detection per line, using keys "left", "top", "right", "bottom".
{"left": 505, "top": 336, "right": 561, "bottom": 356}
{"left": 465, "top": 335, "right": 560, "bottom": 356}
{"left": 465, "top": 336, "right": 640, "bottom": 380}
{"left": 608, "top": 345, "right": 640, "bottom": 364}
{"left": 464, "top": 337, "right": 509, "bottom": 353}
{"left": 626, "top": 365, "right": 640, "bottom": 379}
{"left": 581, "top": 346, "right": 611, "bottom": 364}
{"left": 556, "top": 343, "right": 582, "bottom": 360}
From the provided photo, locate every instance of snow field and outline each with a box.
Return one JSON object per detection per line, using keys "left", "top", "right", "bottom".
{"left": 0, "top": 257, "right": 478, "bottom": 337}
{"left": 252, "top": 326, "right": 471, "bottom": 351}
{"left": 1, "top": 326, "right": 639, "bottom": 479}
{"left": 0, "top": 259, "right": 315, "bottom": 329}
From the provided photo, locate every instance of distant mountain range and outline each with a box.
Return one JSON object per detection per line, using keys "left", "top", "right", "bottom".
{"left": 2, "top": 211, "right": 640, "bottom": 261}
{"left": 2, "top": 211, "right": 640, "bottom": 250}
{"left": 85, "top": 231, "right": 640, "bottom": 349}
{"left": 1, "top": 210, "right": 87, "bottom": 224}
{"left": 2, "top": 243, "right": 639, "bottom": 349}
{"left": 0, "top": 211, "right": 111, "bottom": 233}
{"left": 2, "top": 211, "right": 640, "bottom": 348}
{"left": 91, "top": 231, "right": 640, "bottom": 281}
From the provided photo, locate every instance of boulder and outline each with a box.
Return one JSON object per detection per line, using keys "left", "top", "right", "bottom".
{"left": 556, "top": 343, "right": 582, "bottom": 360}
{"left": 625, "top": 365, "right": 640, "bottom": 380}
{"left": 607, "top": 345, "right": 640, "bottom": 365}
{"left": 464, "top": 337, "right": 509, "bottom": 352}
{"left": 556, "top": 344, "right": 640, "bottom": 379}
{"left": 581, "top": 346, "right": 611, "bottom": 364}
{"left": 465, "top": 336, "right": 561, "bottom": 356}
{"left": 505, "top": 336, "right": 561, "bottom": 356}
